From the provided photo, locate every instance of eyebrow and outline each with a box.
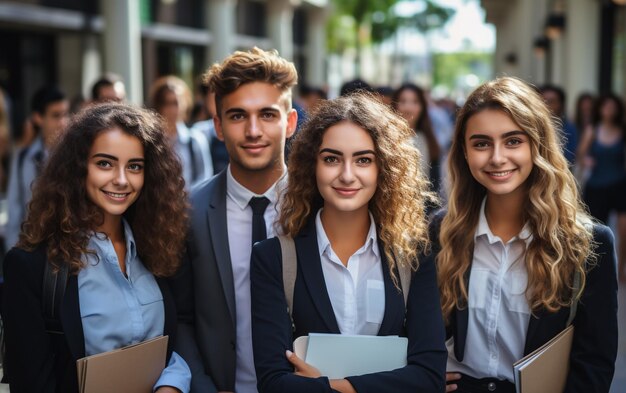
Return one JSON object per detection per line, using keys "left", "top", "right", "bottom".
{"left": 319, "top": 148, "right": 376, "bottom": 156}
{"left": 468, "top": 130, "right": 526, "bottom": 140}
{"left": 92, "top": 153, "right": 145, "bottom": 162}
{"left": 224, "top": 107, "right": 280, "bottom": 115}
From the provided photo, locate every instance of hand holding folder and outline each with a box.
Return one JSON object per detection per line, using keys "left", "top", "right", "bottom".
{"left": 77, "top": 335, "right": 169, "bottom": 393}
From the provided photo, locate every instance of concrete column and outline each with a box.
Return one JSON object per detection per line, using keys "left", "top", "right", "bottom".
{"left": 305, "top": 6, "right": 327, "bottom": 86}
{"left": 550, "top": 36, "right": 565, "bottom": 86}
{"left": 101, "top": 0, "right": 143, "bottom": 104}
{"left": 81, "top": 34, "right": 102, "bottom": 100}
{"left": 57, "top": 34, "right": 83, "bottom": 100}
{"left": 564, "top": 0, "right": 599, "bottom": 115}
{"left": 267, "top": 0, "right": 294, "bottom": 60}
{"left": 207, "top": 0, "right": 237, "bottom": 64}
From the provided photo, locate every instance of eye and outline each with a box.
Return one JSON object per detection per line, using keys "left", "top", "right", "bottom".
{"left": 95, "top": 160, "right": 113, "bottom": 168}
{"left": 128, "top": 163, "right": 144, "bottom": 171}
{"left": 506, "top": 138, "right": 523, "bottom": 146}
{"left": 356, "top": 157, "right": 373, "bottom": 165}
{"left": 473, "top": 141, "right": 490, "bottom": 149}
{"left": 322, "top": 155, "right": 339, "bottom": 164}
{"left": 229, "top": 113, "right": 245, "bottom": 121}
{"left": 261, "top": 112, "right": 277, "bottom": 120}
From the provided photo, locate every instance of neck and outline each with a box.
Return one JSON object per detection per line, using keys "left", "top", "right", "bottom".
{"left": 96, "top": 214, "right": 124, "bottom": 242}
{"left": 166, "top": 121, "right": 178, "bottom": 137}
{"left": 320, "top": 206, "right": 370, "bottom": 264}
{"left": 230, "top": 162, "right": 285, "bottom": 195}
{"left": 484, "top": 191, "right": 525, "bottom": 242}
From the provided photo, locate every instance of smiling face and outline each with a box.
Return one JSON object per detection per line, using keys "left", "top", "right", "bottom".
{"left": 214, "top": 81, "right": 297, "bottom": 184}
{"left": 86, "top": 127, "right": 145, "bottom": 232}
{"left": 464, "top": 109, "right": 533, "bottom": 201}
{"left": 316, "top": 121, "right": 378, "bottom": 216}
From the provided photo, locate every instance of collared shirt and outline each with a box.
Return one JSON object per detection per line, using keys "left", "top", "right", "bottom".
{"left": 446, "top": 198, "right": 532, "bottom": 382}
{"left": 315, "top": 209, "right": 385, "bottom": 336}
{"left": 78, "top": 219, "right": 191, "bottom": 392}
{"left": 226, "top": 165, "right": 285, "bottom": 393}
{"left": 4, "top": 137, "right": 46, "bottom": 249}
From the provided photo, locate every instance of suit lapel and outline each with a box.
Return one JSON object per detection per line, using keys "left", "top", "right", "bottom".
{"left": 60, "top": 274, "right": 85, "bottom": 360}
{"left": 207, "top": 171, "right": 237, "bottom": 327}
{"left": 378, "top": 247, "right": 404, "bottom": 336}
{"left": 296, "top": 220, "right": 340, "bottom": 333}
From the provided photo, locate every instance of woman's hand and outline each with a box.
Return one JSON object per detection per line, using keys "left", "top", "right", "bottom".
{"left": 286, "top": 350, "right": 321, "bottom": 378}
{"left": 446, "top": 372, "right": 461, "bottom": 392}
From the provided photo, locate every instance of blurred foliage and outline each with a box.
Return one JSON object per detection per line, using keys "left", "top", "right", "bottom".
{"left": 328, "top": 0, "right": 455, "bottom": 75}
{"left": 432, "top": 51, "right": 492, "bottom": 90}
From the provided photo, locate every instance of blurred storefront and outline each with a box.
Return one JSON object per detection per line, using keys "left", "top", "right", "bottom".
{"left": 480, "top": 0, "right": 626, "bottom": 114}
{"left": 0, "top": 0, "right": 328, "bottom": 130}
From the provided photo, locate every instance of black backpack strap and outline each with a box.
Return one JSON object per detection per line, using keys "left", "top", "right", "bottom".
{"left": 42, "top": 262, "right": 69, "bottom": 334}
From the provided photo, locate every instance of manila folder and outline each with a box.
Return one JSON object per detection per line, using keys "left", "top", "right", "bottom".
{"left": 77, "top": 335, "right": 168, "bottom": 393}
{"left": 513, "top": 325, "right": 574, "bottom": 393}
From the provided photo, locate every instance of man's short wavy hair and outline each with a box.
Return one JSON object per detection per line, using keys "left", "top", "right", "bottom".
{"left": 203, "top": 47, "right": 298, "bottom": 116}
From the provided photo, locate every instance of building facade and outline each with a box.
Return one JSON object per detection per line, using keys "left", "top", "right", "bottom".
{"left": 0, "top": 0, "right": 328, "bottom": 129}
{"left": 480, "top": 0, "right": 626, "bottom": 115}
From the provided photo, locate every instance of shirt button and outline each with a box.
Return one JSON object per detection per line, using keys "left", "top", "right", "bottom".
{"left": 487, "top": 382, "right": 496, "bottom": 391}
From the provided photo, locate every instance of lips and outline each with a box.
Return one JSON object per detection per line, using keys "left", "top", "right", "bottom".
{"left": 333, "top": 187, "right": 360, "bottom": 196}
{"left": 102, "top": 190, "right": 131, "bottom": 200}
{"left": 242, "top": 144, "right": 269, "bottom": 153}
{"left": 484, "top": 169, "right": 516, "bottom": 180}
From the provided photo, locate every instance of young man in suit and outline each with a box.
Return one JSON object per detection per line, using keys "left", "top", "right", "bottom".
{"left": 170, "top": 47, "right": 298, "bottom": 393}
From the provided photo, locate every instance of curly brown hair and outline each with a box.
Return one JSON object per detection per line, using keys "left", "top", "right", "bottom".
{"left": 18, "top": 103, "right": 188, "bottom": 277}
{"left": 204, "top": 47, "right": 297, "bottom": 116}
{"left": 280, "top": 93, "right": 436, "bottom": 281}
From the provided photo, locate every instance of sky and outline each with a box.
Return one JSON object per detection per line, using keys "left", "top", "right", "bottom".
{"left": 392, "top": 0, "right": 495, "bottom": 54}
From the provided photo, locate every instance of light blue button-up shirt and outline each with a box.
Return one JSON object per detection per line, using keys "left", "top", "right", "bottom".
{"left": 78, "top": 219, "right": 191, "bottom": 392}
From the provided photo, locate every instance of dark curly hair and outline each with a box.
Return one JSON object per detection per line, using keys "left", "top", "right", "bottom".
{"left": 280, "top": 92, "right": 435, "bottom": 281}
{"left": 17, "top": 103, "right": 188, "bottom": 277}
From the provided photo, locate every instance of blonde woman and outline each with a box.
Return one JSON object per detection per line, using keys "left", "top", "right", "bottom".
{"left": 250, "top": 93, "right": 446, "bottom": 393}
{"left": 437, "top": 77, "right": 617, "bottom": 392}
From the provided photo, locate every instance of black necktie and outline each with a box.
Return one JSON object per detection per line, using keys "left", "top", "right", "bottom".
{"left": 249, "top": 196, "right": 270, "bottom": 245}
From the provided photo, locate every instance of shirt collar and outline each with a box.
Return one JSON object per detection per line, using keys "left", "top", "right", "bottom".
{"left": 475, "top": 197, "right": 533, "bottom": 246}
{"left": 226, "top": 164, "right": 286, "bottom": 210}
{"left": 315, "top": 208, "right": 379, "bottom": 259}
{"left": 89, "top": 218, "right": 137, "bottom": 261}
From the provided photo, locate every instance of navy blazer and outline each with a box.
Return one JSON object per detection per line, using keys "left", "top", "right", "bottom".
{"left": 250, "top": 218, "right": 447, "bottom": 393}
{"left": 429, "top": 212, "right": 618, "bottom": 392}
{"left": 2, "top": 246, "right": 177, "bottom": 393}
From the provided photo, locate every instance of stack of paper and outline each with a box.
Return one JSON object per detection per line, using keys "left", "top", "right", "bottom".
{"left": 513, "top": 326, "right": 574, "bottom": 393}
{"left": 77, "top": 335, "right": 168, "bottom": 393}
{"left": 293, "top": 333, "right": 407, "bottom": 379}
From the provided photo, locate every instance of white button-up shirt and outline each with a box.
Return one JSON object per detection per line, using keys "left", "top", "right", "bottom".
{"left": 226, "top": 165, "right": 285, "bottom": 393}
{"left": 446, "top": 198, "right": 532, "bottom": 382}
{"left": 315, "top": 209, "right": 385, "bottom": 336}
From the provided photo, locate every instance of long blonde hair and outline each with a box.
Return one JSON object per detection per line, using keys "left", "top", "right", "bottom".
{"left": 437, "top": 77, "right": 594, "bottom": 321}
{"left": 280, "top": 93, "right": 435, "bottom": 281}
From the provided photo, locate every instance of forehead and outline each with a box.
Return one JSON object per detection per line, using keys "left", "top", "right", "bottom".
{"left": 320, "top": 121, "right": 374, "bottom": 150}
{"left": 465, "top": 109, "right": 522, "bottom": 138}
{"left": 220, "top": 82, "right": 289, "bottom": 113}
{"left": 91, "top": 127, "right": 144, "bottom": 155}
{"left": 43, "top": 100, "right": 69, "bottom": 115}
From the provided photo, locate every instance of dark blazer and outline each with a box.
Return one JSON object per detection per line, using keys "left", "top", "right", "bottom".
{"left": 430, "top": 212, "right": 618, "bottom": 393}
{"left": 169, "top": 170, "right": 236, "bottom": 392}
{"left": 250, "top": 218, "right": 447, "bottom": 393}
{"left": 2, "top": 245, "right": 177, "bottom": 393}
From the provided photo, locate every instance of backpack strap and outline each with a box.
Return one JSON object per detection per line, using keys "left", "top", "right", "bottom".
{"left": 42, "top": 261, "right": 69, "bottom": 334}
{"left": 278, "top": 235, "right": 297, "bottom": 331}
{"left": 566, "top": 270, "right": 581, "bottom": 327}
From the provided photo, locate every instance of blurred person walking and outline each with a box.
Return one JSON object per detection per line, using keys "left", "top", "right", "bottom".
{"left": 578, "top": 94, "right": 626, "bottom": 283}
{"left": 574, "top": 93, "right": 595, "bottom": 139}
{"left": 4, "top": 86, "right": 69, "bottom": 250}
{"left": 392, "top": 83, "right": 441, "bottom": 193}
{"left": 91, "top": 73, "right": 126, "bottom": 104}
{"left": 149, "top": 76, "right": 213, "bottom": 188}
{"left": 540, "top": 84, "right": 578, "bottom": 166}
{"left": 191, "top": 82, "right": 229, "bottom": 174}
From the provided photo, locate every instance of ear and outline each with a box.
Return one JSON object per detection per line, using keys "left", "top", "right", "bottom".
{"left": 214, "top": 115, "right": 225, "bottom": 142}
{"left": 285, "top": 108, "right": 298, "bottom": 139}
{"left": 32, "top": 112, "right": 43, "bottom": 128}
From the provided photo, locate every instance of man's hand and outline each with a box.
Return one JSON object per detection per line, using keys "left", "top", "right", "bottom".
{"left": 286, "top": 350, "right": 321, "bottom": 378}
{"left": 446, "top": 372, "right": 462, "bottom": 392}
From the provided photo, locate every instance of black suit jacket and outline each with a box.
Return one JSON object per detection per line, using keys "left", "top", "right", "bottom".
{"left": 2, "top": 245, "right": 177, "bottom": 393}
{"left": 169, "top": 170, "right": 236, "bottom": 392}
{"left": 430, "top": 212, "right": 618, "bottom": 392}
{"left": 250, "top": 218, "right": 447, "bottom": 393}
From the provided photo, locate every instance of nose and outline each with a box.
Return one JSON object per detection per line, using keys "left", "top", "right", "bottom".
{"left": 339, "top": 161, "right": 356, "bottom": 184}
{"left": 112, "top": 167, "right": 128, "bottom": 186}
{"left": 246, "top": 115, "right": 262, "bottom": 138}
{"left": 490, "top": 144, "right": 507, "bottom": 166}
